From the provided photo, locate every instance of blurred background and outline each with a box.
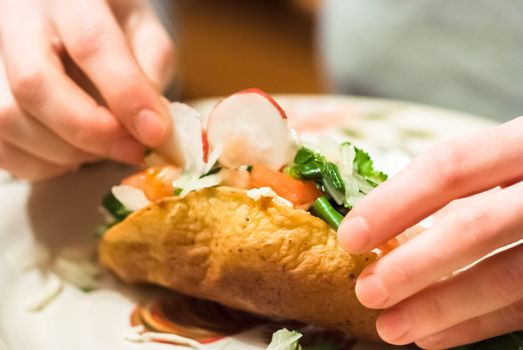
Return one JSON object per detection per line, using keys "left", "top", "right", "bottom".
{"left": 163, "top": 0, "right": 522, "bottom": 121}
{"left": 168, "top": 0, "right": 323, "bottom": 100}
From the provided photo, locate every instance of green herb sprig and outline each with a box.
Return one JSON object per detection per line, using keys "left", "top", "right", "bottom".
{"left": 287, "top": 145, "right": 386, "bottom": 229}
{"left": 95, "top": 192, "right": 131, "bottom": 239}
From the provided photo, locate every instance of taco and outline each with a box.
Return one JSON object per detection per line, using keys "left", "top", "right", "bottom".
{"left": 98, "top": 89, "right": 391, "bottom": 339}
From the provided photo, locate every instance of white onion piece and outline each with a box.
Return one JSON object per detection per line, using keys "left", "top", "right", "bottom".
{"left": 173, "top": 173, "right": 222, "bottom": 198}
{"left": 54, "top": 257, "right": 99, "bottom": 291}
{"left": 26, "top": 274, "right": 63, "bottom": 312}
{"left": 123, "top": 325, "right": 205, "bottom": 349}
{"left": 207, "top": 89, "right": 293, "bottom": 170}
{"left": 246, "top": 187, "right": 293, "bottom": 207}
{"left": 318, "top": 136, "right": 342, "bottom": 164}
{"left": 156, "top": 102, "right": 206, "bottom": 174}
{"left": 112, "top": 185, "right": 151, "bottom": 212}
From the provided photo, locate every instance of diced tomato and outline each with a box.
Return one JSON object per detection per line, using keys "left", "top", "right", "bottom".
{"left": 250, "top": 164, "right": 322, "bottom": 206}
{"left": 121, "top": 165, "right": 181, "bottom": 201}
{"left": 121, "top": 172, "right": 147, "bottom": 190}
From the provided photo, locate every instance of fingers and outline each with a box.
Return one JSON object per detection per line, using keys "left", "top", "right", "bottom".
{"left": 125, "top": 2, "right": 176, "bottom": 91}
{"left": 338, "top": 117, "right": 523, "bottom": 253}
{"left": 0, "top": 9, "right": 144, "bottom": 164}
{"left": 0, "top": 60, "right": 99, "bottom": 166}
{"left": 0, "top": 101, "right": 99, "bottom": 166}
{"left": 416, "top": 299, "right": 523, "bottom": 349}
{"left": 355, "top": 182, "right": 523, "bottom": 309}
{"left": 52, "top": 0, "right": 170, "bottom": 146}
{"left": 0, "top": 141, "right": 70, "bottom": 181}
{"left": 374, "top": 243, "right": 523, "bottom": 345}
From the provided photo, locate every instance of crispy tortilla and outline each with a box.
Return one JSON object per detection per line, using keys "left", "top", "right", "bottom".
{"left": 99, "top": 186, "right": 380, "bottom": 339}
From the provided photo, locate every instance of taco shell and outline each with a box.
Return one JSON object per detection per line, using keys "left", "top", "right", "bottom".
{"left": 99, "top": 186, "right": 380, "bottom": 339}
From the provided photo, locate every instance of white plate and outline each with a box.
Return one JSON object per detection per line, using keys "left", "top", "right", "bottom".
{"left": 0, "top": 96, "right": 495, "bottom": 350}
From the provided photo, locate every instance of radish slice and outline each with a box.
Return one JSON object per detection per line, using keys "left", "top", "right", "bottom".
{"left": 207, "top": 89, "right": 294, "bottom": 170}
{"left": 156, "top": 103, "right": 206, "bottom": 174}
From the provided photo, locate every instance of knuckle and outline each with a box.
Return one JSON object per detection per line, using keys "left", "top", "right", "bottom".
{"left": 68, "top": 23, "right": 107, "bottom": 62}
{"left": 453, "top": 208, "right": 494, "bottom": 247}
{"left": 56, "top": 148, "right": 95, "bottom": 166}
{"left": 9, "top": 67, "right": 45, "bottom": 102}
{"left": 419, "top": 142, "right": 468, "bottom": 189}
{"left": 419, "top": 295, "right": 444, "bottom": 321}
{"left": 70, "top": 121, "right": 99, "bottom": 149}
{"left": 111, "top": 75, "right": 141, "bottom": 99}
{"left": 67, "top": 111, "right": 115, "bottom": 152}
{"left": 108, "top": 77, "right": 152, "bottom": 115}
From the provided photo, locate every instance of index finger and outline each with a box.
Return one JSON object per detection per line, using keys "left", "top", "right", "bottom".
{"left": 52, "top": 0, "right": 170, "bottom": 147}
{"left": 337, "top": 117, "right": 523, "bottom": 253}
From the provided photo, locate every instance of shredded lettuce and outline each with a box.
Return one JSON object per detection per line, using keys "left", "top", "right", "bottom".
{"left": 266, "top": 329, "right": 303, "bottom": 350}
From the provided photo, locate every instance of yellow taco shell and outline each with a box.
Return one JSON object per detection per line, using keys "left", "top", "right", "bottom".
{"left": 99, "top": 186, "right": 380, "bottom": 339}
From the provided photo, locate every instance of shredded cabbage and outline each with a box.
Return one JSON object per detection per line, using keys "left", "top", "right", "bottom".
{"left": 266, "top": 329, "right": 303, "bottom": 350}
{"left": 173, "top": 173, "right": 222, "bottom": 197}
{"left": 246, "top": 187, "right": 293, "bottom": 207}
{"left": 338, "top": 142, "right": 385, "bottom": 208}
{"left": 203, "top": 142, "right": 223, "bottom": 175}
{"left": 26, "top": 274, "right": 63, "bottom": 312}
{"left": 54, "top": 249, "right": 102, "bottom": 292}
{"left": 123, "top": 325, "right": 205, "bottom": 349}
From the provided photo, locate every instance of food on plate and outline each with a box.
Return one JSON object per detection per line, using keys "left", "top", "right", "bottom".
{"left": 98, "top": 89, "right": 390, "bottom": 339}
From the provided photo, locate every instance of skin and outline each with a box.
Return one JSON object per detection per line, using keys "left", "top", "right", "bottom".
{"left": 2, "top": 1, "right": 519, "bottom": 345}
{"left": 337, "top": 116, "right": 523, "bottom": 349}
{"left": 0, "top": 0, "right": 175, "bottom": 181}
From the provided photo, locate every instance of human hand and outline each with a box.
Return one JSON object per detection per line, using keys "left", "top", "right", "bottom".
{"left": 0, "top": 0, "right": 175, "bottom": 181}
{"left": 337, "top": 117, "right": 523, "bottom": 349}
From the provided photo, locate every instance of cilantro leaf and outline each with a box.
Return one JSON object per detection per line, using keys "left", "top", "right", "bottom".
{"left": 353, "top": 147, "right": 388, "bottom": 185}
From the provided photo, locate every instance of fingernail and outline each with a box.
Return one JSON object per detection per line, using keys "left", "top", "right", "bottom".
{"left": 356, "top": 273, "right": 389, "bottom": 308}
{"left": 134, "top": 109, "right": 168, "bottom": 146}
{"left": 110, "top": 137, "right": 144, "bottom": 164}
{"left": 337, "top": 216, "right": 370, "bottom": 253}
{"left": 376, "top": 308, "right": 411, "bottom": 344}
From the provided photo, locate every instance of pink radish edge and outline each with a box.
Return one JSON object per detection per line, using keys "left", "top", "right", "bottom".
{"left": 237, "top": 88, "right": 288, "bottom": 119}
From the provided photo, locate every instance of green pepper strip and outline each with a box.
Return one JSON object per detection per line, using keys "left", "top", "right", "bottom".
{"left": 310, "top": 196, "right": 344, "bottom": 230}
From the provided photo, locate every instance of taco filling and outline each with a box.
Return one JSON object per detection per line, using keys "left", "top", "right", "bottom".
{"left": 99, "top": 89, "right": 387, "bottom": 235}
{"left": 98, "top": 89, "right": 390, "bottom": 339}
